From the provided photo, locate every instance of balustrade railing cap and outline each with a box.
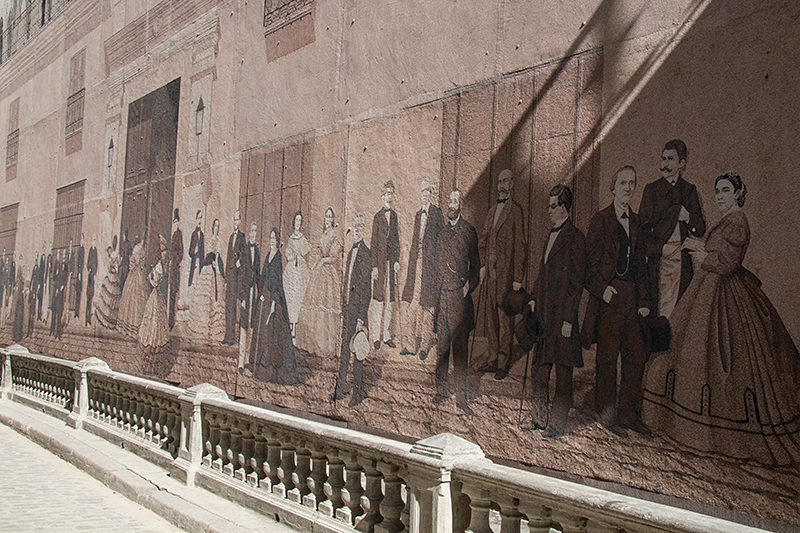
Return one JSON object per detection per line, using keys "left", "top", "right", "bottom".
{"left": 76, "top": 357, "right": 111, "bottom": 371}
{"left": 178, "top": 383, "right": 230, "bottom": 403}
{"left": 410, "top": 432, "right": 486, "bottom": 463}
{"left": 2, "top": 344, "right": 30, "bottom": 355}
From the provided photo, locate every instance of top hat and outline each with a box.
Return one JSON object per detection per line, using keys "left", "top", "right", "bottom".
{"left": 503, "top": 288, "right": 531, "bottom": 316}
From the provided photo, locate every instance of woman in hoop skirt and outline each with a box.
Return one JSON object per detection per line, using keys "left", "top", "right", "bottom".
{"left": 643, "top": 172, "right": 800, "bottom": 465}
{"left": 250, "top": 227, "right": 299, "bottom": 385}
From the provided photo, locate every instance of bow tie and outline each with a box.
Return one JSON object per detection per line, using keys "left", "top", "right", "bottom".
{"left": 352, "top": 242, "right": 360, "bottom": 250}
{"left": 620, "top": 212, "right": 628, "bottom": 219}
{"left": 551, "top": 219, "right": 568, "bottom": 233}
{"left": 497, "top": 198, "right": 508, "bottom": 204}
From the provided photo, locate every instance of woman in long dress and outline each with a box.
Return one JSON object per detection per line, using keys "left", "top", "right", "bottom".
{"left": 251, "top": 227, "right": 299, "bottom": 385}
{"left": 117, "top": 240, "right": 149, "bottom": 338}
{"left": 283, "top": 212, "right": 311, "bottom": 337}
{"left": 95, "top": 238, "right": 122, "bottom": 330}
{"left": 643, "top": 172, "right": 800, "bottom": 465}
{"left": 139, "top": 236, "right": 169, "bottom": 351}
{"left": 295, "top": 207, "right": 342, "bottom": 355}
{"left": 187, "top": 218, "right": 226, "bottom": 341}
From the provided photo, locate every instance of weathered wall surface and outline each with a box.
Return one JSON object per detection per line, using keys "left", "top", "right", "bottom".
{"left": 0, "top": 0, "right": 798, "bottom": 529}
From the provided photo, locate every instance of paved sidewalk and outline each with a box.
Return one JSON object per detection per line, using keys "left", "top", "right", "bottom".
{"left": 0, "top": 422, "right": 183, "bottom": 532}
{"left": 0, "top": 399, "right": 296, "bottom": 533}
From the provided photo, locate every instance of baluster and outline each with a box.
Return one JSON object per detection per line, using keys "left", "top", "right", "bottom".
{"left": 401, "top": 484, "right": 410, "bottom": 531}
{"left": 142, "top": 395, "right": 155, "bottom": 442}
{"left": 498, "top": 499, "right": 523, "bottom": 533}
{"left": 131, "top": 392, "right": 143, "bottom": 436}
{"left": 288, "top": 446, "right": 311, "bottom": 504}
{"left": 166, "top": 403, "right": 181, "bottom": 456}
{"left": 261, "top": 437, "right": 282, "bottom": 492}
{"left": 121, "top": 390, "right": 132, "bottom": 431}
{"left": 153, "top": 398, "right": 169, "bottom": 448}
{"left": 519, "top": 504, "right": 551, "bottom": 533}
{"left": 338, "top": 454, "right": 364, "bottom": 525}
{"left": 203, "top": 413, "right": 220, "bottom": 468}
{"left": 214, "top": 416, "right": 231, "bottom": 472}
{"left": 224, "top": 418, "right": 242, "bottom": 477}
{"left": 375, "top": 464, "right": 404, "bottom": 533}
{"left": 553, "top": 514, "right": 587, "bottom": 533}
{"left": 236, "top": 422, "right": 255, "bottom": 484}
{"left": 466, "top": 494, "right": 493, "bottom": 533}
{"left": 320, "top": 454, "right": 345, "bottom": 518}
{"left": 248, "top": 427, "right": 266, "bottom": 489}
{"left": 112, "top": 385, "right": 124, "bottom": 429}
{"left": 357, "top": 461, "right": 384, "bottom": 532}
{"left": 274, "top": 442, "right": 296, "bottom": 498}
{"left": 304, "top": 451, "right": 328, "bottom": 510}
{"left": 135, "top": 392, "right": 147, "bottom": 438}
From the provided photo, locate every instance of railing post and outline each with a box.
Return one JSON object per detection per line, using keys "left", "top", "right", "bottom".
{"left": 68, "top": 357, "right": 110, "bottom": 429}
{"left": 0, "top": 349, "right": 12, "bottom": 399}
{"left": 408, "top": 433, "right": 486, "bottom": 533}
{"left": 172, "top": 383, "right": 229, "bottom": 486}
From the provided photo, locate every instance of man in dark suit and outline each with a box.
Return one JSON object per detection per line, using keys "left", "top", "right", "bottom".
{"left": 477, "top": 169, "right": 527, "bottom": 380}
{"left": 639, "top": 140, "right": 705, "bottom": 318}
{"left": 168, "top": 211, "right": 182, "bottom": 330}
{"left": 528, "top": 185, "right": 586, "bottom": 439}
{"left": 583, "top": 166, "right": 651, "bottom": 436}
{"left": 38, "top": 245, "right": 46, "bottom": 321}
{"left": 400, "top": 179, "right": 445, "bottom": 360}
{"left": 85, "top": 234, "right": 97, "bottom": 326}
{"left": 52, "top": 249, "right": 66, "bottom": 339}
{"left": 434, "top": 190, "right": 480, "bottom": 415}
{"left": 119, "top": 229, "right": 132, "bottom": 289}
{"left": 73, "top": 234, "right": 85, "bottom": 319}
{"left": 223, "top": 211, "right": 246, "bottom": 345}
{"left": 187, "top": 210, "right": 204, "bottom": 288}
{"left": 28, "top": 256, "right": 38, "bottom": 337}
{"left": 238, "top": 222, "right": 260, "bottom": 372}
{"left": 370, "top": 180, "right": 400, "bottom": 349}
{"left": 7, "top": 252, "right": 15, "bottom": 310}
{"left": 334, "top": 214, "right": 372, "bottom": 407}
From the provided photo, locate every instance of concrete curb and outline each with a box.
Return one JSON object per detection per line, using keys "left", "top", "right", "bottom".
{"left": 0, "top": 399, "right": 293, "bottom": 533}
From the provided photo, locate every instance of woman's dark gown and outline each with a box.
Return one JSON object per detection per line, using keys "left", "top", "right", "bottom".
{"left": 250, "top": 250, "right": 299, "bottom": 385}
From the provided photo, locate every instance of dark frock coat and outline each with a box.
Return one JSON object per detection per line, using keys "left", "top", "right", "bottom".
{"left": 534, "top": 220, "right": 586, "bottom": 367}
{"left": 370, "top": 208, "right": 400, "bottom": 302}
{"left": 401, "top": 204, "right": 445, "bottom": 308}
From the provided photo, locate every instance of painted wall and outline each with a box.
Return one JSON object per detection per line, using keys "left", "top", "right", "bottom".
{"left": 0, "top": 0, "right": 797, "bottom": 528}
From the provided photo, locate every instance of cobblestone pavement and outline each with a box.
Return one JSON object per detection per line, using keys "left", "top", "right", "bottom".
{"left": 0, "top": 422, "right": 183, "bottom": 532}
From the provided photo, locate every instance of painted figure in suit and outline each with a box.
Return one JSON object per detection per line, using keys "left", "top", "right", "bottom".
{"left": 168, "top": 210, "right": 183, "bottom": 330}
{"left": 28, "top": 255, "right": 38, "bottom": 337}
{"left": 85, "top": 235, "right": 98, "bottom": 326}
{"left": 477, "top": 169, "right": 527, "bottom": 380}
{"left": 528, "top": 185, "right": 586, "bottom": 439}
{"left": 639, "top": 140, "right": 705, "bottom": 318}
{"left": 11, "top": 261, "right": 24, "bottom": 342}
{"left": 433, "top": 190, "right": 480, "bottom": 415}
{"left": 119, "top": 229, "right": 133, "bottom": 290}
{"left": 370, "top": 180, "right": 400, "bottom": 349}
{"left": 0, "top": 252, "right": 5, "bottom": 313}
{"left": 223, "top": 211, "right": 245, "bottom": 345}
{"left": 400, "top": 179, "right": 445, "bottom": 360}
{"left": 583, "top": 166, "right": 651, "bottom": 437}
{"left": 73, "top": 234, "right": 85, "bottom": 319}
{"left": 7, "top": 253, "right": 15, "bottom": 312}
{"left": 238, "top": 223, "right": 260, "bottom": 372}
{"left": 187, "top": 210, "right": 204, "bottom": 288}
{"left": 37, "top": 247, "right": 45, "bottom": 321}
{"left": 334, "top": 214, "right": 372, "bottom": 407}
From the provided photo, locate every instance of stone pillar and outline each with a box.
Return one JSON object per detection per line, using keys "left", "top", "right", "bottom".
{"left": 407, "top": 433, "right": 487, "bottom": 533}
{"left": 68, "top": 357, "right": 110, "bottom": 429}
{"left": 171, "top": 383, "right": 229, "bottom": 486}
{"left": 0, "top": 350, "right": 12, "bottom": 399}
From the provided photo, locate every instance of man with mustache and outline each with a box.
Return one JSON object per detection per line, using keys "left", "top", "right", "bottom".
{"left": 639, "top": 140, "right": 705, "bottom": 317}
{"left": 477, "top": 169, "right": 526, "bottom": 381}
{"left": 583, "top": 166, "right": 651, "bottom": 437}
{"left": 433, "top": 190, "right": 480, "bottom": 415}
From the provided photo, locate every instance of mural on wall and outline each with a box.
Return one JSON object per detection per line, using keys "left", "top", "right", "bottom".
{"left": 3, "top": 0, "right": 800, "bottom": 525}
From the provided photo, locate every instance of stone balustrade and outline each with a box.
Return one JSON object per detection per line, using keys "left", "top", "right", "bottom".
{"left": 0, "top": 344, "right": 764, "bottom": 533}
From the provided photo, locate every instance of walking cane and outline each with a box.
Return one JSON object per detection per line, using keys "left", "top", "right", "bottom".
{"left": 466, "top": 275, "right": 484, "bottom": 404}
{"left": 518, "top": 343, "right": 531, "bottom": 426}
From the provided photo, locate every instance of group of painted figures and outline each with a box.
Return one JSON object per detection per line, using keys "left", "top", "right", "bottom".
{"left": 3, "top": 138, "right": 797, "bottom": 466}
{"left": 2, "top": 234, "right": 98, "bottom": 343}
